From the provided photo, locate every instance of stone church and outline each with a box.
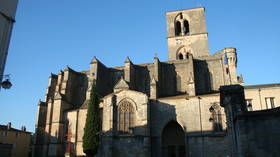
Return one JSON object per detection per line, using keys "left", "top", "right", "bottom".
{"left": 33, "top": 7, "right": 280, "bottom": 157}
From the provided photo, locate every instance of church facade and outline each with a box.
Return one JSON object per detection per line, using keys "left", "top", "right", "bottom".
{"left": 33, "top": 8, "right": 280, "bottom": 157}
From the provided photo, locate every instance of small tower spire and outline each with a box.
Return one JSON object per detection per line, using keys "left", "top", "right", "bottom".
{"left": 124, "top": 56, "right": 131, "bottom": 63}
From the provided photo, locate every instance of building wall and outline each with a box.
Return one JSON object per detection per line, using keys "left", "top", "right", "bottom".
{"left": 236, "top": 110, "right": 280, "bottom": 157}
{"left": 0, "top": 0, "right": 18, "bottom": 82}
{"left": 0, "top": 129, "right": 31, "bottom": 157}
{"left": 86, "top": 52, "right": 235, "bottom": 99}
{"left": 33, "top": 7, "right": 280, "bottom": 157}
{"left": 0, "top": 143, "right": 13, "bottom": 157}
{"left": 244, "top": 84, "right": 280, "bottom": 111}
{"left": 65, "top": 108, "right": 87, "bottom": 156}
{"left": 221, "top": 85, "right": 280, "bottom": 157}
{"left": 61, "top": 84, "right": 280, "bottom": 157}
{"left": 100, "top": 90, "right": 150, "bottom": 157}
{"left": 150, "top": 94, "right": 229, "bottom": 157}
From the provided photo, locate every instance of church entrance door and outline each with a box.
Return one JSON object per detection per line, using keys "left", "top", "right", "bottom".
{"left": 161, "top": 121, "right": 186, "bottom": 157}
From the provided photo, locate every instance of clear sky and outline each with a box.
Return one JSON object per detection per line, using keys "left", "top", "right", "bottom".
{"left": 1, "top": 0, "right": 279, "bottom": 132}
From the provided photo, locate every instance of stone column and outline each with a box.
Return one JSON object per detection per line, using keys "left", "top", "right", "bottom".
{"left": 220, "top": 85, "right": 247, "bottom": 157}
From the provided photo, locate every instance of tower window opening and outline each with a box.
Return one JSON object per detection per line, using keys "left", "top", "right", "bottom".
{"left": 184, "top": 20, "right": 189, "bottom": 35}
{"left": 175, "top": 21, "right": 181, "bottom": 36}
{"left": 178, "top": 53, "right": 184, "bottom": 60}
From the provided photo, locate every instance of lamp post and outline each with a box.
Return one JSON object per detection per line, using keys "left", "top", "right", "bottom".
{"left": 0, "top": 74, "right": 12, "bottom": 89}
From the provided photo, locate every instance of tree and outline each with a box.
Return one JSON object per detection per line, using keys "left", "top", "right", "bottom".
{"left": 83, "top": 82, "right": 100, "bottom": 157}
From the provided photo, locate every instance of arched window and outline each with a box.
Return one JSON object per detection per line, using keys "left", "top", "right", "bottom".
{"left": 118, "top": 100, "right": 135, "bottom": 134}
{"left": 178, "top": 53, "right": 184, "bottom": 60}
{"left": 183, "top": 20, "right": 189, "bottom": 35}
{"left": 162, "top": 121, "right": 186, "bottom": 157}
{"left": 186, "top": 53, "right": 189, "bottom": 59}
{"left": 175, "top": 21, "right": 181, "bottom": 36}
{"left": 209, "top": 104, "right": 223, "bottom": 132}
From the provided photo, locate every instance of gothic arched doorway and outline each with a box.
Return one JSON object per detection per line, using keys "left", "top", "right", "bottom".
{"left": 162, "top": 121, "right": 186, "bottom": 157}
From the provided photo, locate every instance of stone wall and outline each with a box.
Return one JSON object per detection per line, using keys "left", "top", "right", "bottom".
{"left": 166, "top": 8, "right": 209, "bottom": 59}
{"left": 244, "top": 84, "right": 280, "bottom": 111}
{"left": 100, "top": 90, "right": 150, "bottom": 157}
{"left": 150, "top": 94, "right": 230, "bottom": 157}
{"left": 65, "top": 108, "right": 87, "bottom": 156}
{"left": 236, "top": 109, "right": 280, "bottom": 157}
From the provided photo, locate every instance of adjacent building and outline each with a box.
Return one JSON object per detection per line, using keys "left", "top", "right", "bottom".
{"left": 0, "top": 123, "right": 31, "bottom": 157}
{"left": 0, "top": 0, "right": 18, "bottom": 83}
{"left": 220, "top": 85, "right": 280, "bottom": 157}
{"left": 33, "top": 7, "right": 280, "bottom": 157}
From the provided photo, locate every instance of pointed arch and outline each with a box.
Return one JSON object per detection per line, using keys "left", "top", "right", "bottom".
{"left": 178, "top": 53, "right": 184, "bottom": 60}
{"left": 118, "top": 99, "right": 136, "bottom": 134}
{"left": 186, "top": 52, "right": 190, "bottom": 59}
{"left": 209, "top": 103, "right": 223, "bottom": 132}
{"left": 183, "top": 20, "right": 190, "bottom": 35}
{"left": 176, "top": 46, "right": 192, "bottom": 60}
{"left": 161, "top": 120, "right": 186, "bottom": 157}
{"left": 174, "top": 13, "right": 191, "bottom": 37}
{"left": 118, "top": 97, "right": 137, "bottom": 111}
{"left": 175, "top": 21, "right": 181, "bottom": 36}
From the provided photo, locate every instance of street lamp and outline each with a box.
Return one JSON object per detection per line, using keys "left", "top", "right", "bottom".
{"left": 1, "top": 74, "right": 12, "bottom": 89}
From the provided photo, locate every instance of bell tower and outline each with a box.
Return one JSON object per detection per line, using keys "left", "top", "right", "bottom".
{"left": 166, "top": 7, "right": 209, "bottom": 60}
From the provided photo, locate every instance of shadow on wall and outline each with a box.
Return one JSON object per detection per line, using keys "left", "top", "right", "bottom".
{"left": 34, "top": 100, "right": 229, "bottom": 157}
{"left": 33, "top": 118, "right": 72, "bottom": 157}
{"left": 194, "top": 59, "right": 216, "bottom": 95}
{"left": 160, "top": 63, "right": 177, "bottom": 97}
{"left": 150, "top": 100, "right": 230, "bottom": 157}
{"left": 229, "top": 107, "right": 280, "bottom": 157}
{"left": 133, "top": 65, "right": 151, "bottom": 97}
{"left": 33, "top": 132, "right": 67, "bottom": 157}
{"left": 33, "top": 127, "right": 230, "bottom": 157}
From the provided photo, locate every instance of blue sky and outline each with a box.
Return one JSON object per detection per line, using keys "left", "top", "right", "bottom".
{"left": 1, "top": 0, "right": 279, "bottom": 132}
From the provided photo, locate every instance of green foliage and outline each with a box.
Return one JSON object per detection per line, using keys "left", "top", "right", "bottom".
{"left": 83, "top": 82, "right": 100, "bottom": 156}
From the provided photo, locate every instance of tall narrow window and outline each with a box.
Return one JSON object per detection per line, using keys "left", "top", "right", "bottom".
{"left": 175, "top": 21, "right": 181, "bottom": 36}
{"left": 118, "top": 100, "right": 135, "bottom": 134}
{"left": 178, "top": 53, "right": 184, "bottom": 60}
{"left": 183, "top": 20, "right": 189, "bottom": 35}
{"left": 246, "top": 99, "right": 253, "bottom": 111}
{"left": 186, "top": 53, "right": 190, "bottom": 59}
{"left": 209, "top": 104, "right": 223, "bottom": 132}
{"left": 265, "top": 97, "right": 275, "bottom": 109}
